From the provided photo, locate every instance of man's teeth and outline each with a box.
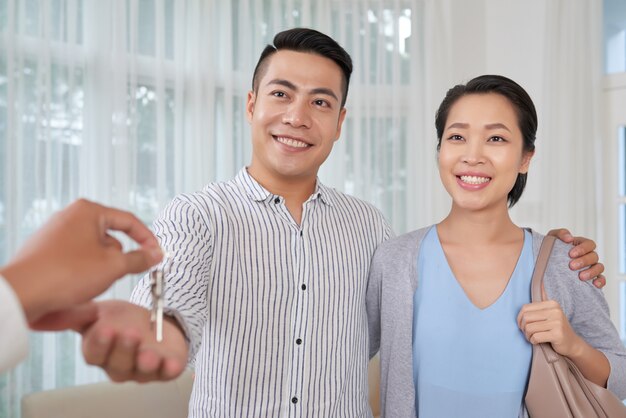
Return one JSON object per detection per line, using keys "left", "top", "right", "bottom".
{"left": 275, "top": 136, "right": 309, "bottom": 148}
{"left": 460, "top": 175, "right": 490, "bottom": 184}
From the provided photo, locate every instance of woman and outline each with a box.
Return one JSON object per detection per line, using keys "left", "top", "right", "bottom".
{"left": 366, "top": 75, "right": 626, "bottom": 417}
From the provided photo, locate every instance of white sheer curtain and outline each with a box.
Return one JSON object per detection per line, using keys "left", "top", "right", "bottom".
{"left": 0, "top": 0, "right": 423, "bottom": 416}
{"left": 527, "top": 0, "right": 602, "bottom": 238}
{"left": 0, "top": 1, "right": 606, "bottom": 416}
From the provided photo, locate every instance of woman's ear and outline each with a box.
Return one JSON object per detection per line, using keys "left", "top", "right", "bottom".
{"left": 519, "top": 150, "right": 535, "bottom": 174}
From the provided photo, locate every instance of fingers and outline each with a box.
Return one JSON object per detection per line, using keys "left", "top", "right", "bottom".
{"left": 105, "top": 331, "right": 142, "bottom": 382}
{"left": 569, "top": 249, "right": 599, "bottom": 271}
{"left": 82, "top": 326, "right": 116, "bottom": 367}
{"left": 83, "top": 327, "right": 149, "bottom": 383}
{"left": 82, "top": 327, "right": 184, "bottom": 383}
{"left": 568, "top": 236, "right": 596, "bottom": 258}
{"left": 161, "top": 356, "right": 186, "bottom": 380}
{"left": 592, "top": 274, "right": 606, "bottom": 289}
{"left": 518, "top": 306, "right": 561, "bottom": 343}
{"left": 103, "top": 233, "right": 124, "bottom": 252}
{"left": 79, "top": 301, "right": 188, "bottom": 383}
{"left": 135, "top": 349, "right": 185, "bottom": 382}
{"left": 100, "top": 206, "right": 161, "bottom": 251}
{"left": 101, "top": 211, "right": 163, "bottom": 274}
{"left": 522, "top": 321, "right": 563, "bottom": 344}
{"left": 547, "top": 228, "right": 573, "bottom": 243}
{"left": 576, "top": 262, "right": 604, "bottom": 282}
{"left": 564, "top": 236, "right": 604, "bottom": 283}
{"left": 517, "top": 300, "right": 561, "bottom": 329}
{"left": 135, "top": 349, "right": 162, "bottom": 382}
{"left": 101, "top": 211, "right": 162, "bottom": 276}
{"left": 121, "top": 248, "right": 164, "bottom": 274}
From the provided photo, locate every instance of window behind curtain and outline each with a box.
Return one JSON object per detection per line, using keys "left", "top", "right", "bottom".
{"left": 603, "top": 0, "right": 626, "bottom": 340}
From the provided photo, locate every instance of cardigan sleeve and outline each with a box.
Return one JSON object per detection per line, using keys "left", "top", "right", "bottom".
{"left": 543, "top": 239, "right": 626, "bottom": 399}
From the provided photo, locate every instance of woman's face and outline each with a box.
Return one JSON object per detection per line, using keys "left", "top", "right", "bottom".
{"left": 438, "top": 93, "right": 533, "bottom": 212}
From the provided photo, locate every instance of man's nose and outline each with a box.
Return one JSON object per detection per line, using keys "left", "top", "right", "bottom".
{"left": 282, "top": 100, "right": 311, "bottom": 128}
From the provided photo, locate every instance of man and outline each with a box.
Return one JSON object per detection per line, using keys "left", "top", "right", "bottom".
{"left": 0, "top": 199, "right": 163, "bottom": 372}
{"left": 80, "top": 28, "right": 604, "bottom": 417}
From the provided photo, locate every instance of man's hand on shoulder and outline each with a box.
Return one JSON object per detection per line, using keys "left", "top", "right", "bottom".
{"left": 547, "top": 228, "right": 605, "bottom": 288}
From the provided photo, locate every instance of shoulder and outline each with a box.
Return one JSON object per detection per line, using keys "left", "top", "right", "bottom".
{"left": 165, "top": 178, "right": 242, "bottom": 212}
{"left": 529, "top": 230, "right": 574, "bottom": 274}
{"left": 532, "top": 231, "right": 601, "bottom": 315}
{"left": 326, "top": 188, "right": 386, "bottom": 216}
{"left": 372, "top": 226, "right": 431, "bottom": 264}
{"left": 322, "top": 188, "right": 392, "bottom": 236}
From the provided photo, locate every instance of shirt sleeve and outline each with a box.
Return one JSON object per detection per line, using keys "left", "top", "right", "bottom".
{"left": 366, "top": 246, "right": 384, "bottom": 359}
{"left": 0, "top": 274, "right": 29, "bottom": 373}
{"left": 130, "top": 195, "right": 214, "bottom": 364}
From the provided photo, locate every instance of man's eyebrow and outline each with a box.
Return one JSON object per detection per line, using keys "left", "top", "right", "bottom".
{"left": 266, "top": 78, "right": 297, "bottom": 91}
{"left": 310, "top": 87, "right": 339, "bottom": 102}
{"left": 266, "top": 79, "right": 339, "bottom": 102}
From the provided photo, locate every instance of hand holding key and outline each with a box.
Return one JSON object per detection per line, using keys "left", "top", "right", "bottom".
{"left": 80, "top": 300, "right": 188, "bottom": 383}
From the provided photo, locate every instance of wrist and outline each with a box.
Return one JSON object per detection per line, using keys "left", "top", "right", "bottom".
{"left": 0, "top": 262, "right": 51, "bottom": 323}
{"left": 563, "top": 335, "right": 588, "bottom": 360}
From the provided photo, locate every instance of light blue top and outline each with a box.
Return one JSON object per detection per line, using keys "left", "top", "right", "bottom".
{"left": 412, "top": 227, "right": 534, "bottom": 417}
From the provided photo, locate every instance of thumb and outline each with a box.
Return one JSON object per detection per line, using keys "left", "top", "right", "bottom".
{"left": 122, "top": 248, "right": 163, "bottom": 274}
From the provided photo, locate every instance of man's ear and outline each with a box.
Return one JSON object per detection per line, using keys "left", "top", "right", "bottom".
{"left": 519, "top": 150, "right": 535, "bottom": 174}
{"left": 246, "top": 90, "right": 256, "bottom": 123}
{"left": 334, "top": 107, "right": 347, "bottom": 142}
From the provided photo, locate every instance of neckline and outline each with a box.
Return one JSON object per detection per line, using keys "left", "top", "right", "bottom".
{"left": 431, "top": 226, "right": 529, "bottom": 311}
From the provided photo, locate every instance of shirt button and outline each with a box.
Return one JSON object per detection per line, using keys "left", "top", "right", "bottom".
{"left": 301, "top": 284, "right": 307, "bottom": 290}
{"left": 296, "top": 338, "right": 302, "bottom": 345}
{"left": 274, "top": 197, "right": 280, "bottom": 204}
{"left": 292, "top": 397, "right": 298, "bottom": 404}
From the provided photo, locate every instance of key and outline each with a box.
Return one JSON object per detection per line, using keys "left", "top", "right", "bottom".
{"left": 150, "top": 268, "right": 165, "bottom": 342}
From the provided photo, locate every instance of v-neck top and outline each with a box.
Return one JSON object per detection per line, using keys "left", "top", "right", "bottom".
{"left": 412, "top": 226, "right": 534, "bottom": 417}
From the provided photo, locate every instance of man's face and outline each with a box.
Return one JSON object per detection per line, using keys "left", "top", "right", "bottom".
{"left": 246, "top": 50, "right": 346, "bottom": 185}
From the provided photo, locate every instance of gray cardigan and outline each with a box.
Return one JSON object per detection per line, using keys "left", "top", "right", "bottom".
{"left": 366, "top": 227, "right": 626, "bottom": 417}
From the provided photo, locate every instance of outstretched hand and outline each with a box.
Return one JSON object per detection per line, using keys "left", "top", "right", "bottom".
{"left": 80, "top": 300, "right": 189, "bottom": 383}
{"left": 0, "top": 199, "right": 163, "bottom": 324}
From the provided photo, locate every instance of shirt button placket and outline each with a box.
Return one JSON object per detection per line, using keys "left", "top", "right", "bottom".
{"left": 290, "top": 226, "right": 306, "bottom": 416}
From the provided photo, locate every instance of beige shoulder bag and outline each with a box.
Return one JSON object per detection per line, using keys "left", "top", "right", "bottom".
{"left": 525, "top": 235, "right": 626, "bottom": 417}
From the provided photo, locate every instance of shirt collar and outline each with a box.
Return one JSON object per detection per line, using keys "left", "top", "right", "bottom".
{"left": 235, "top": 167, "right": 334, "bottom": 206}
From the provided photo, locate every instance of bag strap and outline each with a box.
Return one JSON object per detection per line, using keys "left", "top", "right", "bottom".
{"left": 530, "top": 235, "right": 561, "bottom": 363}
{"left": 530, "top": 235, "right": 557, "bottom": 303}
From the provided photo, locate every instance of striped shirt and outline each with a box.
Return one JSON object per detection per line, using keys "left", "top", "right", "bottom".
{"left": 131, "top": 168, "right": 392, "bottom": 418}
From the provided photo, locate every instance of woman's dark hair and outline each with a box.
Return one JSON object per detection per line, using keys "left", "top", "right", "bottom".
{"left": 251, "top": 28, "right": 353, "bottom": 108}
{"left": 434, "top": 74, "right": 537, "bottom": 208}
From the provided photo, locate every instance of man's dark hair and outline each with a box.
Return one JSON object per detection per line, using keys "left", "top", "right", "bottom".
{"left": 251, "top": 28, "right": 353, "bottom": 108}
{"left": 434, "top": 74, "right": 538, "bottom": 208}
